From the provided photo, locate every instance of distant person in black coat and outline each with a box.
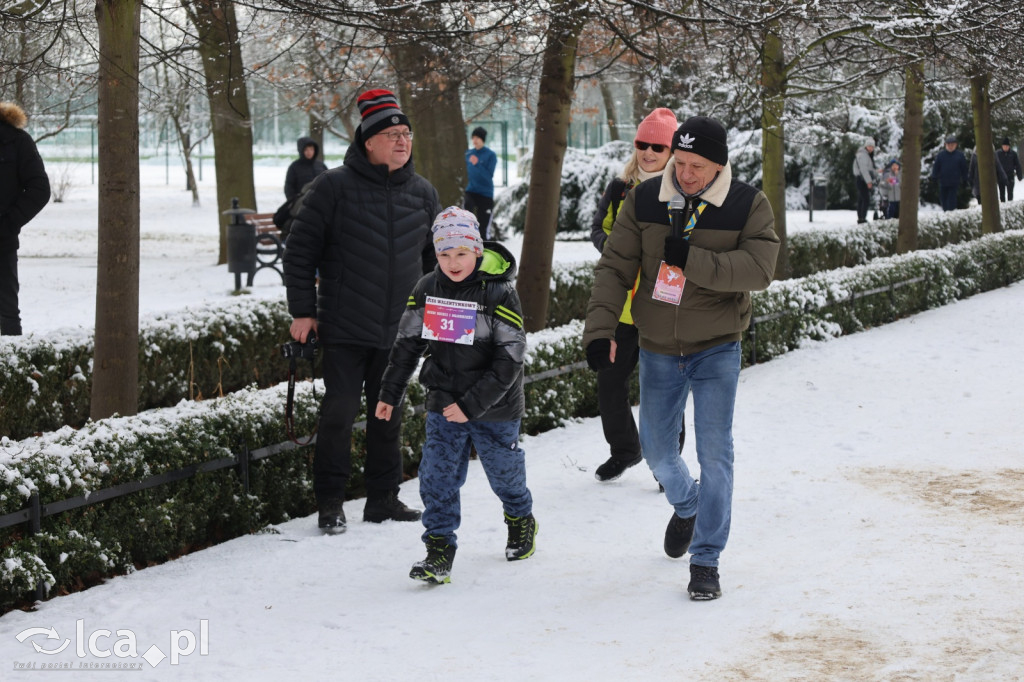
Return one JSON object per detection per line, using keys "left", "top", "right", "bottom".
{"left": 968, "top": 149, "right": 1008, "bottom": 207}
{"left": 0, "top": 102, "right": 50, "bottom": 336}
{"left": 996, "top": 137, "right": 1023, "bottom": 202}
{"left": 284, "top": 136, "right": 327, "bottom": 201}
{"left": 931, "top": 136, "right": 968, "bottom": 212}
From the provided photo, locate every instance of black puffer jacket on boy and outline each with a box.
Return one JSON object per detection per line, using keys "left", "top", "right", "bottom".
{"left": 379, "top": 242, "right": 526, "bottom": 422}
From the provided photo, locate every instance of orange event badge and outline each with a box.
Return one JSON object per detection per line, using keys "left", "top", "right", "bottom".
{"left": 652, "top": 262, "right": 685, "bottom": 305}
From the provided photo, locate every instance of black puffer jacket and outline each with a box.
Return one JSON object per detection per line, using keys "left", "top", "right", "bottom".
{"left": 379, "top": 242, "right": 526, "bottom": 422}
{"left": 0, "top": 102, "right": 50, "bottom": 242}
{"left": 284, "top": 136, "right": 327, "bottom": 201}
{"left": 283, "top": 133, "right": 440, "bottom": 348}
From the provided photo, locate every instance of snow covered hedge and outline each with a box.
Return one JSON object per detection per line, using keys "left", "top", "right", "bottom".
{"left": 0, "top": 297, "right": 297, "bottom": 441}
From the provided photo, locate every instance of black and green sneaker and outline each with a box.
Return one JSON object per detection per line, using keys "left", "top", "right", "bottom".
{"left": 409, "top": 536, "right": 456, "bottom": 585}
{"left": 504, "top": 512, "right": 538, "bottom": 561}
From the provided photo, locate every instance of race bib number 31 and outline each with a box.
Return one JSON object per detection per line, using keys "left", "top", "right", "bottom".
{"left": 422, "top": 296, "right": 478, "bottom": 345}
{"left": 652, "top": 261, "right": 685, "bottom": 305}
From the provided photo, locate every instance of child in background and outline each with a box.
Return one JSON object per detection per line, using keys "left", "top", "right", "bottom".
{"left": 375, "top": 207, "right": 536, "bottom": 585}
{"left": 882, "top": 159, "right": 901, "bottom": 219}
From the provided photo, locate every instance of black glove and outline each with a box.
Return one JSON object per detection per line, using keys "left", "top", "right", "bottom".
{"left": 664, "top": 236, "right": 690, "bottom": 269}
{"left": 585, "top": 339, "right": 614, "bottom": 371}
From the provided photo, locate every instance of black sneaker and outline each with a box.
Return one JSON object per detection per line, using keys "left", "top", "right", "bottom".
{"left": 504, "top": 512, "right": 538, "bottom": 560}
{"left": 363, "top": 489, "right": 423, "bottom": 523}
{"left": 410, "top": 536, "right": 456, "bottom": 585}
{"left": 688, "top": 564, "right": 722, "bottom": 601}
{"left": 594, "top": 454, "right": 643, "bottom": 482}
{"left": 664, "top": 512, "right": 695, "bottom": 558}
{"left": 317, "top": 498, "right": 346, "bottom": 535}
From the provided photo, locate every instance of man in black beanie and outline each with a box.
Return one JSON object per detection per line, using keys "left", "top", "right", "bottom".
{"left": 996, "top": 137, "right": 1023, "bottom": 202}
{"left": 583, "top": 115, "right": 779, "bottom": 601}
{"left": 283, "top": 88, "right": 440, "bottom": 534}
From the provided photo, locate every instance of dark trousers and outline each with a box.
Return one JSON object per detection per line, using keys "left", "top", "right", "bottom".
{"left": 855, "top": 178, "right": 870, "bottom": 223}
{"left": 597, "top": 322, "right": 684, "bottom": 461}
{"left": 418, "top": 413, "right": 531, "bottom": 547}
{"left": 885, "top": 201, "right": 900, "bottom": 219}
{"left": 939, "top": 184, "right": 958, "bottom": 212}
{"left": 0, "top": 235, "right": 21, "bottom": 335}
{"left": 314, "top": 344, "right": 403, "bottom": 502}
{"left": 464, "top": 191, "right": 494, "bottom": 239}
{"left": 999, "top": 182, "right": 1014, "bottom": 202}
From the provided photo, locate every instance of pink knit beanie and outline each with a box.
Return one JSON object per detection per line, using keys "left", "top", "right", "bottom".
{"left": 634, "top": 108, "right": 679, "bottom": 147}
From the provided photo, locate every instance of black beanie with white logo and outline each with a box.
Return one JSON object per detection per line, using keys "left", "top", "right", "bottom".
{"left": 671, "top": 116, "right": 729, "bottom": 166}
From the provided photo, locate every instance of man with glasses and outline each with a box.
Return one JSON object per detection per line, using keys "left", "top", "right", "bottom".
{"left": 284, "top": 88, "right": 441, "bottom": 535}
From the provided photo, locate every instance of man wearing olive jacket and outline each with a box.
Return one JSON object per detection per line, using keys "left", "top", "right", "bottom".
{"left": 583, "top": 116, "right": 779, "bottom": 601}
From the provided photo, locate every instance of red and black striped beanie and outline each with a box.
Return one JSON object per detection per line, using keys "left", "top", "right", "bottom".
{"left": 357, "top": 89, "right": 411, "bottom": 140}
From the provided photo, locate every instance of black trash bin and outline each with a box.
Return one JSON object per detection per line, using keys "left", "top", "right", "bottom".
{"left": 223, "top": 198, "right": 256, "bottom": 292}
{"left": 811, "top": 175, "right": 827, "bottom": 210}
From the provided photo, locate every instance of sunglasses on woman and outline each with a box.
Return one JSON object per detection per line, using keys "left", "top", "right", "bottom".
{"left": 635, "top": 141, "right": 668, "bottom": 153}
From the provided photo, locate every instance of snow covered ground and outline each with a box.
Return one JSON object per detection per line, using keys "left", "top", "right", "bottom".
{"left": 2, "top": 162, "right": 1023, "bottom": 680}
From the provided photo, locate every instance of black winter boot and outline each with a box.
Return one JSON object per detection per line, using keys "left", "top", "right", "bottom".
{"left": 410, "top": 536, "right": 456, "bottom": 584}
{"left": 317, "top": 498, "right": 346, "bottom": 535}
{"left": 664, "top": 512, "right": 696, "bottom": 558}
{"left": 687, "top": 563, "right": 722, "bottom": 601}
{"left": 504, "top": 512, "right": 538, "bottom": 560}
{"left": 363, "top": 488, "right": 422, "bottom": 523}
{"left": 594, "top": 454, "right": 643, "bottom": 482}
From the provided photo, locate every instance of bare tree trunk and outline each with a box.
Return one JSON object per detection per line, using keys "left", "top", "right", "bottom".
{"left": 600, "top": 79, "right": 619, "bottom": 142}
{"left": 970, "top": 71, "right": 1001, "bottom": 233}
{"left": 516, "top": 0, "right": 589, "bottom": 332}
{"left": 760, "top": 26, "right": 788, "bottom": 279}
{"left": 91, "top": 0, "right": 141, "bottom": 421}
{"left": 308, "top": 112, "right": 324, "bottom": 161}
{"left": 170, "top": 116, "right": 201, "bottom": 206}
{"left": 393, "top": 44, "right": 467, "bottom": 208}
{"left": 183, "top": 0, "right": 257, "bottom": 264}
{"left": 897, "top": 62, "right": 925, "bottom": 254}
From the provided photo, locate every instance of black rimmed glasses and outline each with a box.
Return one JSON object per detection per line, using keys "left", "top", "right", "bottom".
{"left": 635, "top": 141, "right": 667, "bottom": 153}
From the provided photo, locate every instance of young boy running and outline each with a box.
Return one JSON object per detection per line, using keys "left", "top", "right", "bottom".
{"left": 375, "top": 207, "right": 537, "bottom": 584}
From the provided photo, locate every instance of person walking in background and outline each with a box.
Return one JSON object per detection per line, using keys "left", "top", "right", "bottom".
{"left": 583, "top": 116, "right": 779, "bottom": 600}
{"left": 464, "top": 126, "right": 497, "bottom": 239}
{"left": 588, "top": 106, "right": 684, "bottom": 484}
{"left": 968, "top": 148, "right": 1008, "bottom": 207}
{"left": 881, "top": 159, "right": 901, "bottom": 219}
{"left": 996, "top": 137, "right": 1023, "bottom": 202}
{"left": 283, "top": 88, "right": 440, "bottom": 535}
{"left": 284, "top": 136, "right": 328, "bottom": 202}
{"left": 931, "top": 136, "right": 968, "bottom": 211}
{"left": 852, "top": 137, "right": 877, "bottom": 224}
{"left": 275, "top": 137, "right": 328, "bottom": 238}
{"left": 0, "top": 101, "right": 50, "bottom": 336}
{"left": 376, "top": 207, "right": 535, "bottom": 585}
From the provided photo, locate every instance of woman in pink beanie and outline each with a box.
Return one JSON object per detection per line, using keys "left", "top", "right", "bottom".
{"left": 588, "top": 106, "right": 683, "bottom": 485}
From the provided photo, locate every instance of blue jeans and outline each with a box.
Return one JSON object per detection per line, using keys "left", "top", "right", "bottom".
{"left": 638, "top": 343, "right": 740, "bottom": 567}
{"left": 418, "top": 412, "right": 532, "bottom": 548}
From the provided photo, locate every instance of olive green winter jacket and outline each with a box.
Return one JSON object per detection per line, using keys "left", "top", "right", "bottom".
{"left": 583, "top": 159, "right": 779, "bottom": 357}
